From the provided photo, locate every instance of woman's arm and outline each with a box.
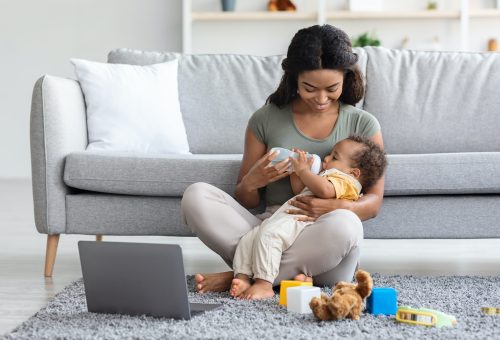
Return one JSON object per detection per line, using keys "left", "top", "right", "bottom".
{"left": 235, "top": 127, "right": 291, "bottom": 209}
{"left": 287, "top": 132, "right": 385, "bottom": 222}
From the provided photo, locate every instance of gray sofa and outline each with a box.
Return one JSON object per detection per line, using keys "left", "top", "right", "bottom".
{"left": 31, "top": 47, "right": 500, "bottom": 277}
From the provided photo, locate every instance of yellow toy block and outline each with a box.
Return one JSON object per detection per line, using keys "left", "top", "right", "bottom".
{"left": 279, "top": 280, "right": 313, "bottom": 305}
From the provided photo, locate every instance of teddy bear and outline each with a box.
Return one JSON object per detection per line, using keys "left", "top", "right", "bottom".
{"left": 309, "top": 270, "right": 373, "bottom": 321}
{"left": 267, "top": 0, "right": 296, "bottom": 11}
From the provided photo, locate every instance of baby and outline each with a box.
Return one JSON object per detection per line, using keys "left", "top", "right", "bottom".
{"left": 230, "top": 135, "right": 387, "bottom": 300}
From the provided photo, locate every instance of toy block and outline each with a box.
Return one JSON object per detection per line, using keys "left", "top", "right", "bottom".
{"left": 286, "top": 286, "right": 321, "bottom": 313}
{"left": 396, "top": 306, "right": 457, "bottom": 327}
{"left": 366, "top": 287, "right": 398, "bottom": 315}
{"left": 279, "top": 280, "right": 313, "bottom": 305}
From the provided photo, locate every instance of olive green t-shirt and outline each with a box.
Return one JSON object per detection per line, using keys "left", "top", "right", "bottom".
{"left": 248, "top": 102, "right": 381, "bottom": 206}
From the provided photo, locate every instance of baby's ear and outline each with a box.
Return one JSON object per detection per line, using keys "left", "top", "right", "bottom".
{"left": 350, "top": 168, "right": 361, "bottom": 179}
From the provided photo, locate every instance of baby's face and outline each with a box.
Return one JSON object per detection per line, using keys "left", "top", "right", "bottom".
{"left": 322, "top": 139, "right": 361, "bottom": 173}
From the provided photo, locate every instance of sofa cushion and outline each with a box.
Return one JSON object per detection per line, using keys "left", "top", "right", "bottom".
{"left": 385, "top": 152, "right": 500, "bottom": 196}
{"left": 107, "top": 48, "right": 368, "bottom": 155}
{"left": 363, "top": 47, "right": 500, "bottom": 154}
{"left": 64, "top": 151, "right": 500, "bottom": 197}
{"left": 364, "top": 195, "right": 500, "bottom": 238}
{"left": 64, "top": 151, "right": 241, "bottom": 196}
{"left": 71, "top": 58, "right": 191, "bottom": 154}
{"left": 66, "top": 194, "right": 193, "bottom": 236}
{"left": 64, "top": 193, "right": 500, "bottom": 238}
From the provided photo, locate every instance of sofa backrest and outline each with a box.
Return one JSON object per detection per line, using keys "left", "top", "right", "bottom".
{"left": 363, "top": 47, "right": 500, "bottom": 154}
{"left": 109, "top": 47, "right": 500, "bottom": 155}
{"left": 108, "top": 49, "right": 281, "bottom": 154}
{"left": 108, "top": 48, "right": 368, "bottom": 154}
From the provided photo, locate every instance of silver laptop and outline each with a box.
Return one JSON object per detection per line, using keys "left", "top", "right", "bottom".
{"left": 78, "top": 241, "right": 222, "bottom": 320}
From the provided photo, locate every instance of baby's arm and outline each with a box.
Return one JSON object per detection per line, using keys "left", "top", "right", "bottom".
{"left": 289, "top": 148, "right": 307, "bottom": 195}
{"left": 291, "top": 150, "right": 336, "bottom": 199}
{"left": 290, "top": 172, "right": 306, "bottom": 195}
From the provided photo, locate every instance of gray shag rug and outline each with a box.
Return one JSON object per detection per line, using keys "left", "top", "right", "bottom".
{"left": 2, "top": 274, "right": 500, "bottom": 340}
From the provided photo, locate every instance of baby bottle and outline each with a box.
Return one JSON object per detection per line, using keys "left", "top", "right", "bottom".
{"left": 269, "top": 147, "right": 321, "bottom": 175}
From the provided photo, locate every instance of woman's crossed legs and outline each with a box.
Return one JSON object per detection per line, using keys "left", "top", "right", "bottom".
{"left": 181, "top": 182, "right": 362, "bottom": 296}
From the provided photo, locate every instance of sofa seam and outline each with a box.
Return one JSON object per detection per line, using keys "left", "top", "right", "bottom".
{"left": 41, "top": 75, "right": 50, "bottom": 235}
{"left": 389, "top": 161, "right": 499, "bottom": 166}
{"left": 384, "top": 191, "right": 500, "bottom": 197}
{"left": 65, "top": 177, "right": 235, "bottom": 185}
{"left": 386, "top": 187, "right": 500, "bottom": 192}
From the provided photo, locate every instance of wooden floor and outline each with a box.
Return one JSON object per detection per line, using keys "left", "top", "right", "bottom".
{"left": 1, "top": 179, "right": 499, "bottom": 334}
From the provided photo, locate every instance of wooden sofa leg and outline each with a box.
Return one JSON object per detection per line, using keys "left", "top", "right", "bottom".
{"left": 96, "top": 235, "right": 103, "bottom": 242}
{"left": 44, "top": 234, "right": 60, "bottom": 277}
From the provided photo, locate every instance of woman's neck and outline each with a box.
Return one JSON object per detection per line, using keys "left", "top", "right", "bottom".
{"left": 291, "top": 99, "right": 341, "bottom": 140}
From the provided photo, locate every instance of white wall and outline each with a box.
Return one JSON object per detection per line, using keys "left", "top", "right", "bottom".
{"left": 0, "top": 0, "right": 182, "bottom": 178}
{"left": 2, "top": 0, "right": 499, "bottom": 178}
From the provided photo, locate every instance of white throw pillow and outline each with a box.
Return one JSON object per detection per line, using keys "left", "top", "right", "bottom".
{"left": 71, "top": 58, "right": 190, "bottom": 154}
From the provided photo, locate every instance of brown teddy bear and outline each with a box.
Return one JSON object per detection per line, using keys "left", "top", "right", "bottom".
{"left": 309, "top": 270, "right": 373, "bottom": 321}
{"left": 267, "top": 0, "right": 296, "bottom": 11}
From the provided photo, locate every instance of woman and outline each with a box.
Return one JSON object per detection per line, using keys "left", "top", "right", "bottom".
{"left": 181, "top": 25, "right": 384, "bottom": 295}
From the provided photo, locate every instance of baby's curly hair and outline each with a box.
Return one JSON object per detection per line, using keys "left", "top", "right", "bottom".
{"left": 267, "top": 25, "right": 364, "bottom": 108}
{"left": 347, "top": 135, "right": 387, "bottom": 190}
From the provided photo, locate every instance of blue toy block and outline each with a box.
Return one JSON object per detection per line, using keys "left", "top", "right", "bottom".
{"left": 366, "top": 287, "right": 398, "bottom": 315}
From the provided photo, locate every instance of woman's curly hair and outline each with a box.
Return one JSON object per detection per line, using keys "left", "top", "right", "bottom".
{"left": 347, "top": 135, "right": 387, "bottom": 190}
{"left": 267, "top": 25, "right": 364, "bottom": 108}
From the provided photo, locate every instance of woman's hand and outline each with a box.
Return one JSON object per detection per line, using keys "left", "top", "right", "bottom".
{"left": 241, "top": 150, "right": 291, "bottom": 192}
{"left": 287, "top": 195, "right": 353, "bottom": 222}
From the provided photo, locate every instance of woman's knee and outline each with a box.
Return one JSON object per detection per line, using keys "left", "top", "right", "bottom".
{"left": 182, "top": 182, "right": 211, "bottom": 210}
{"left": 182, "top": 182, "right": 212, "bottom": 201}
{"left": 181, "top": 182, "right": 215, "bottom": 225}
{"left": 312, "top": 246, "right": 361, "bottom": 286}
{"left": 316, "top": 209, "right": 363, "bottom": 247}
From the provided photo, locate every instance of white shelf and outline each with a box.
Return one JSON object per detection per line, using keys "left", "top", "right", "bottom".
{"left": 469, "top": 9, "right": 500, "bottom": 18}
{"left": 190, "top": 10, "right": 471, "bottom": 22}
{"left": 326, "top": 10, "right": 461, "bottom": 20}
{"left": 183, "top": 0, "right": 499, "bottom": 53}
{"left": 192, "top": 11, "right": 317, "bottom": 22}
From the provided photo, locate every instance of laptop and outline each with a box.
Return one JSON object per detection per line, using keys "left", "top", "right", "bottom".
{"left": 78, "top": 241, "right": 222, "bottom": 320}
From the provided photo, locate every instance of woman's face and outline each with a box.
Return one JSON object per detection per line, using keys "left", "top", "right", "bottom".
{"left": 297, "top": 69, "right": 344, "bottom": 113}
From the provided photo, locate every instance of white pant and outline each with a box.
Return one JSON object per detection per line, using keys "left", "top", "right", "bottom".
{"left": 233, "top": 197, "right": 314, "bottom": 282}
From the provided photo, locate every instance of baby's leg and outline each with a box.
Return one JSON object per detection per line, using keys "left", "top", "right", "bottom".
{"left": 252, "top": 216, "right": 311, "bottom": 283}
{"left": 241, "top": 216, "right": 310, "bottom": 300}
{"left": 238, "top": 278, "right": 274, "bottom": 300}
{"left": 231, "top": 226, "right": 259, "bottom": 297}
{"left": 230, "top": 273, "right": 252, "bottom": 298}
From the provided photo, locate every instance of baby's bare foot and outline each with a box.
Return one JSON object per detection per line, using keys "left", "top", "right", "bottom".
{"left": 195, "top": 271, "right": 233, "bottom": 293}
{"left": 230, "top": 277, "right": 251, "bottom": 298}
{"left": 239, "top": 279, "right": 275, "bottom": 300}
{"left": 293, "top": 273, "right": 313, "bottom": 283}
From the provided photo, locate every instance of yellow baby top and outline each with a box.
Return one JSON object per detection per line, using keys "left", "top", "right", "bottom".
{"left": 321, "top": 168, "right": 362, "bottom": 201}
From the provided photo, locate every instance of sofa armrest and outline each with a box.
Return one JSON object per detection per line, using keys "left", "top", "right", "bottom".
{"left": 30, "top": 75, "right": 88, "bottom": 234}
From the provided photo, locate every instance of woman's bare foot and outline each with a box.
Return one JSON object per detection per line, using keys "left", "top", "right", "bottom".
{"left": 293, "top": 273, "right": 313, "bottom": 283}
{"left": 230, "top": 274, "right": 252, "bottom": 298}
{"left": 195, "top": 271, "right": 233, "bottom": 293}
{"left": 239, "top": 279, "right": 275, "bottom": 300}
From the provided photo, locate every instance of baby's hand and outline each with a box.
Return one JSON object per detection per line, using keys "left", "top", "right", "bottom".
{"left": 290, "top": 149, "right": 314, "bottom": 175}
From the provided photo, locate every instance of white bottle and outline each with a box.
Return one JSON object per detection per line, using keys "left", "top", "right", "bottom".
{"left": 269, "top": 147, "right": 322, "bottom": 175}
